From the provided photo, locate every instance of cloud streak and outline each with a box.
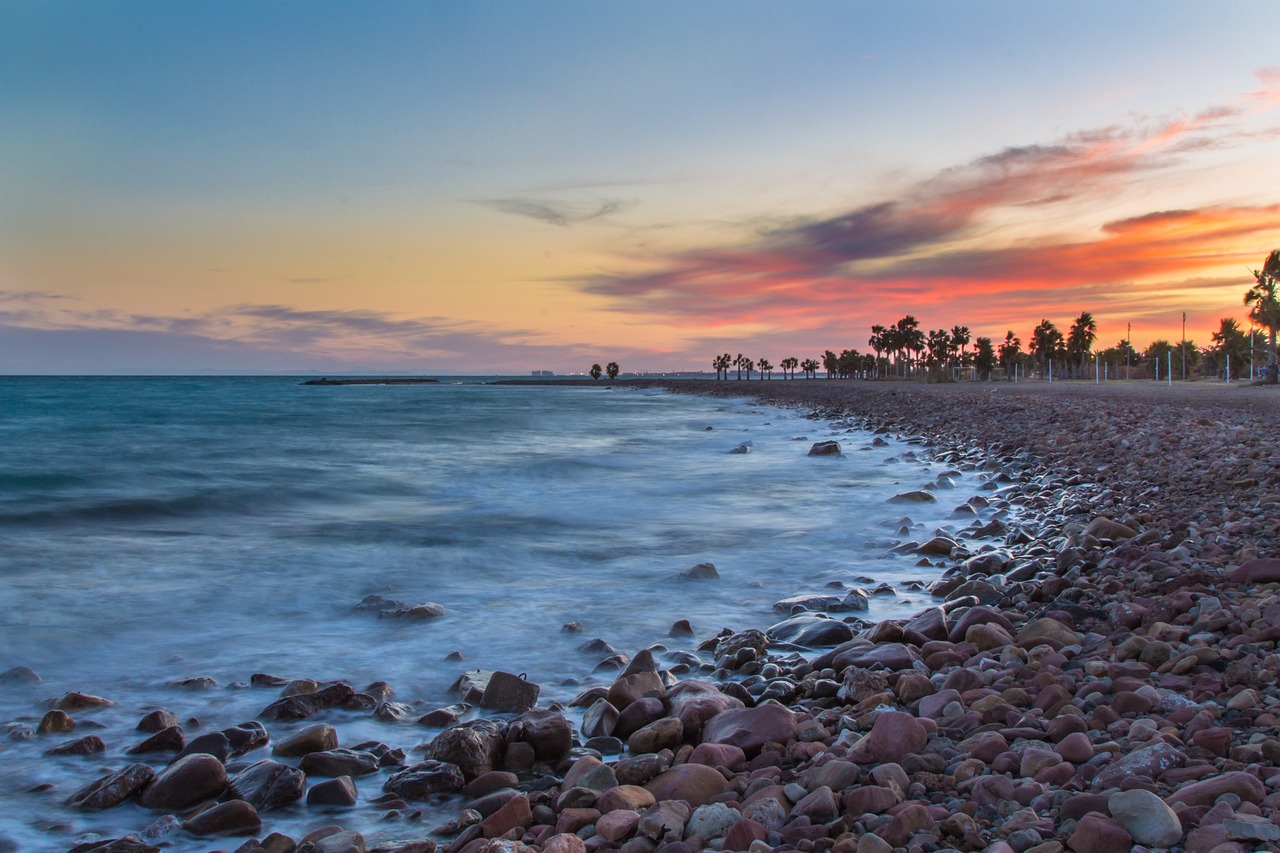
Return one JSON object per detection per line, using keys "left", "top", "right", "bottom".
{"left": 578, "top": 78, "right": 1280, "bottom": 344}
{"left": 476, "top": 196, "right": 636, "bottom": 226}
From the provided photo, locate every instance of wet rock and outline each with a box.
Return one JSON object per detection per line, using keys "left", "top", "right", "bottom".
{"left": 1164, "top": 771, "right": 1266, "bottom": 807}
{"left": 37, "top": 710, "right": 74, "bottom": 734}
{"left": 308, "top": 775, "right": 359, "bottom": 807}
{"left": 0, "top": 666, "right": 41, "bottom": 684}
{"left": 1084, "top": 516, "right": 1137, "bottom": 540}
{"left": 300, "top": 828, "right": 366, "bottom": 853}
{"left": 67, "top": 764, "right": 156, "bottom": 811}
{"left": 383, "top": 760, "right": 466, "bottom": 799}
{"left": 1067, "top": 813, "right": 1131, "bottom": 852}
{"left": 55, "top": 691, "right": 114, "bottom": 711}
{"left": 807, "top": 440, "right": 842, "bottom": 456}
{"left": 45, "top": 735, "right": 105, "bottom": 756}
{"left": 509, "top": 708, "right": 572, "bottom": 761}
{"left": 227, "top": 759, "right": 307, "bottom": 810}
{"left": 888, "top": 490, "right": 936, "bottom": 504}
{"left": 581, "top": 698, "right": 620, "bottom": 739}
{"left": 175, "top": 731, "right": 231, "bottom": 762}
{"left": 138, "top": 753, "right": 228, "bottom": 809}
{"left": 181, "top": 798, "right": 261, "bottom": 837}
{"left": 478, "top": 671, "right": 540, "bottom": 714}
{"left": 127, "top": 725, "right": 184, "bottom": 754}
{"left": 422, "top": 719, "right": 505, "bottom": 781}
{"left": 668, "top": 619, "right": 695, "bottom": 637}
{"left": 378, "top": 602, "right": 447, "bottom": 619}
{"left": 135, "top": 709, "right": 179, "bottom": 733}
{"left": 481, "top": 793, "right": 531, "bottom": 838}
{"left": 679, "top": 562, "right": 720, "bottom": 580}
{"left": 301, "top": 748, "right": 381, "bottom": 777}
{"left": 272, "top": 723, "right": 338, "bottom": 758}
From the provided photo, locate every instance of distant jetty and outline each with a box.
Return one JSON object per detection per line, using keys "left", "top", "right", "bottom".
{"left": 300, "top": 377, "right": 440, "bottom": 386}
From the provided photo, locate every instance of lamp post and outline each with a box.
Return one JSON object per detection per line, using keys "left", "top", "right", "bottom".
{"left": 1126, "top": 321, "right": 1131, "bottom": 380}
{"left": 1182, "top": 312, "right": 1187, "bottom": 380}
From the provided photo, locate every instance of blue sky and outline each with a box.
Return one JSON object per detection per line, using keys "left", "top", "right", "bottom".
{"left": 3, "top": 2, "right": 1279, "bottom": 373}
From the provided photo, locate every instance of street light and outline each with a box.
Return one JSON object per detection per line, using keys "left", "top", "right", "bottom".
{"left": 1182, "top": 311, "right": 1187, "bottom": 380}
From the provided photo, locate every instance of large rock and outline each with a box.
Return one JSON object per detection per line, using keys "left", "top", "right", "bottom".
{"left": 1084, "top": 516, "right": 1137, "bottom": 540}
{"left": 846, "top": 711, "right": 927, "bottom": 765}
{"left": 272, "top": 723, "right": 338, "bottom": 758}
{"left": 766, "top": 614, "right": 854, "bottom": 647}
{"left": 509, "top": 709, "right": 572, "bottom": 761}
{"left": 665, "top": 680, "right": 744, "bottom": 739}
{"left": 479, "top": 672, "right": 540, "bottom": 714}
{"left": 300, "top": 748, "right": 381, "bottom": 778}
{"left": 227, "top": 759, "right": 306, "bottom": 811}
{"left": 67, "top": 764, "right": 156, "bottom": 811}
{"left": 138, "top": 753, "right": 228, "bottom": 810}
{"left": 383, "top": 760, "right": 466, "bottom": 800}
{"left": 1164, "top": 771, "right": 1266, "bottom": 807}
{"left": 1107, "top": 789, "right": 1182, "bottom": 847}
{"left": 580, "top": 698, "right": 619, "bottom": 739}
{"left": 1068, "top": 813, "right": 1131, "bottom": 852}
{"left": 643, "top": 763, "right": 727, "bottom": 807}
{"left": 701, "top": 703, "right": 797, "bottom": 758}
{"left": 1016, "top": 617, "right": 1082, "bottom": 648}
{"left": 1230, "top": 557, "right": 1280, "bottom": 583}
{"left": 422, "top": 719, "right": 505, "bottom": 781}
{"left": 831, "top": 642, "right": 921, "bottom": 672}
{"left": 181, "top": 799, "right": 261, "bottom": 837}
{"left": 1092, "top": 741, "right": 1185, "bottom": 790}
{"left": 808, "top": 440, "right": 842, "bottom": 457}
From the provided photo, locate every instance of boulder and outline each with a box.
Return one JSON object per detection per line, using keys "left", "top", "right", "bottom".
{"left": 227, "top": 759, "right": 306, "bottom": 811}
{"left": 300, "top": 748, "right": 381, "bottom": 777}
{"left": 807, "top": 441, "right": 842, "bottom": 457}
{"left": 679, "top": 563, "right": 720, "bottom": 580}
{"left": 138, "top": 753, "right": 228, "bottom": 810}
{"left": 1230, "top": 557, "right": 1280, "bottom": 584}
{"left": 307, "top": 775, "right": 359, "bottom": 807}
{"left": 581, "top": 698, "right": 620, "bottom": 739}
{"left": 383, "top": 760, "right": 466, "bottom": 799}
{"left": 643, "top": 763, "right": 727, "bottom": 807}
{"left": 1164, "top": 771, "right": 1266, "bottom": 807}
{"left": 1107, "top": 789, "right": 1182, "bottom": 847}
{"left": 509, "top": 709, "right": 572, "bottom": 761}
{"left": 888, "top": 490, "right": 936, "bottom": 504}
{"left": 701, "top": 702, "right": 796, "bottom": 758}
{"left": 479, "top": 672, "right": 540, "bottom": 714}
{"left": 1068, "top": 813, "right": 1131, "bottom": 852}
{"left": 67, "top": 764, "right": 156, "bottom": 811}
{"left": 1084, "top": 516, "right": 1137, "bottom": 540}
{"left": 846, "top": 711, "right": 927, "bottom": 765}
{"left": 181, "top": 799, "right": 261, "bottom": 837}
{"left": 272, "top": 723, "right": 338, "bottom": 758}
{"left": 422, "top": 719, "right": 505, "bottom": 781}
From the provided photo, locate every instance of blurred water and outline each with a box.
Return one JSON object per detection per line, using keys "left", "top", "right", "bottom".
{"left": 0, "top": 377, "right": 984, "bottom": 850}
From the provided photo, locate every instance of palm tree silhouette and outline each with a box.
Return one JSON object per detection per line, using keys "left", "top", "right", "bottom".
{"left": 1246, "top": 250, "right": 1280, "bottom": 384}
{"left": 606, "top": 361, "right": 620, "bottom": 380}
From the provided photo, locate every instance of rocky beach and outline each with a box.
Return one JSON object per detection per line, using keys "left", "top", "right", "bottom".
{"left": 9, "top": 377, "right": 1280, "bottom": 853}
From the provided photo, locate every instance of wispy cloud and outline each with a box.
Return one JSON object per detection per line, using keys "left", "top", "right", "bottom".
{"left": 577, "top": 76, "right": 1280, "bottom": 341}
{"left": 475, "top": 196, "right": 636, "bottom": 226}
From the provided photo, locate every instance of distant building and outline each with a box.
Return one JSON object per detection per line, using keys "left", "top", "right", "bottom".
{"left": 531, "top": 370, "right": 555, "bottom": 377}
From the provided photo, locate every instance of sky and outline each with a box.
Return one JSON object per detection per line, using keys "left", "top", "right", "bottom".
{"left": 3, "top": 2, "right": 1280, "bottom": 374}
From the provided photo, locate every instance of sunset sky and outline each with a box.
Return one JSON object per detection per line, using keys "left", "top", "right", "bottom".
{"left": 3, "top": 2, "right": 1280, "bottom": 374}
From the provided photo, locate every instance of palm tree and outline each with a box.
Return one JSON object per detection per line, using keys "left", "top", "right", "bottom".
{"left": 742, "top": 358, "right": 754, "bottom": 380}
{"left": 589, "top": 363, "right": 603, "bottom": 380}
{"left": 606, "top": 361, "right": 620, "bottom": 380}
{"left": 780, "top": 356, "right": 798, "bottom": 379}
{"left": 1211, "top": 318, "right": 1250, "bottom": 380}
{"left": 822, "top": 350, "right": 838, "bottom": 379}
{"left": 973, "top": 336, "right": 996, "bottom": 380}
{"left": 758, "top": 358, "right": 773, "bottom": 379}
{"left": 998, "top": 331, "right": 1021, "bottom": 380}
{"left": 712, "top": 353, "right": 731, "bottom": 380}
{"left": 1029, "top": 320, "right": 1064, "bottom": 379}
{"left": 800, "top": 358, "right": 819, "bottom": 379}
{"left": 1067, "top": 312, "right": 1098, "bottom": 379}
{"left": 950, "top": 325, "right": 971, "bottom": 370}
{"left": 895, "top": 315, "right": 924, "bottom": 376}
{"left": 869, "top": 325, "right": 886, "bottom": 379}
{"left": 1246, "top": 249, "right": 1280, "bottom": 384}
{"left": 925, "top": 329, "right": 951, "bottom": 379}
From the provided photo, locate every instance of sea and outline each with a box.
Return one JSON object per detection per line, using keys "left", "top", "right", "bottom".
{"left": 0, "top": 376, "right": 988, "bottom": 850}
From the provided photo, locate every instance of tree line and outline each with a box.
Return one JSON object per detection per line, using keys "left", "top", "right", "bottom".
{"left": 707, "top": 249, "right": 1280, "bottom": 384}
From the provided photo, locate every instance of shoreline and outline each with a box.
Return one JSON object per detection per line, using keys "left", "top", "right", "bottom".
{"left": 16, "top": 378, "right": 1280, "bottom": 852}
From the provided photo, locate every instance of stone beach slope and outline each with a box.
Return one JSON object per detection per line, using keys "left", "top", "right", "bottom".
{"left": 19, "top": 377, "right": 1280, "bottom": 853}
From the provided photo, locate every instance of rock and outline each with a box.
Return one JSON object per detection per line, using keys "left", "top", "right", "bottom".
{"left": 643, "top": 763, "right": 727, "bottom": 807}
{"left": 181, "top": 799, "right": 261, "bottom": 837}
{"left": 724, "top": 818, "right": 768, "bottom": 852}
{"left": 227, "top": 759, "right": 306, "bottom": 810}
{"left": 846, "top": 711, "right": 927, "bottom": 764}
{"left": 223, "top": 721, "right": 269, "bottom": 756}
{"left": 260, "top": 682, "right": 356, "bottom": 721}
{"left": 1016, "top": 617, "right": 1082, "bottom": 648}
{"left": 135, "top": 709, "right": 179, "bottom": 733}
{"left": 422, "top": 719, "right": 506, "bottom": 781}
{"left": 596, "top": 809, "right": 642, "bottom": 843}
{"left": 38, "top": 709, "right": 75, "bottom": 734}
{"left": 272, "top": 723, "right": 338, "bottom": 758}
{"left": 543, "top": 834, "right": 587, "bottom": 853}
{"left": 127, "top": 725, "right": 184, "bottom": 754}
{"left": 138, "top": 753, "right": 228, "bottom": 809}
{"left": 888, "top": 490, "right": 936, "bottom": 504}
{"left": 303, "top": 829, "right": 367, "bottom": 853}
{"left": 175, "top": 731, "right": 231, "bottom": 762}
{"left": 636, "top": 800, "right": 691, "bottom": 842}
{"left": 596, "top": 785, "right": 656, "bottom": 814}
{"left": 509, "top": 709, "right": 572, "bottom": 761}
{"left": 1107, "top": 789, "right": 1183, "bottom": 847}
{"left": 808, "top": 440, "right": 842, "bottom": 456}
{"left": 1230, "top": 557, "right": 1280, "bottom": 583}
{"left": 45, "top": 734, "right": 105, "bottom": 756}
{"left": 688, "top": 742, "right": 746, "bottom": 769}
{"left": 581, "top": 698, "right": 620, "bottom": 739}
{"left": 1067, "top": 813, "right": 1131, "bottom": 852}
{"left": 378, "top": 602, "right": 447, "bottom": 619}
{"left": 479, "top": 672, "right": 540, "bottom": 714}
{"left": 668, "top": 619, "right": 695, "bottom": 637}
{"left": 628, "top": 717, "right": 683, "bottom": 754}
{"left": 301, "top": 748, "right": 380, "bottom": 777}
{"left": 1084, "top": 517, "right": 1137, "bottom": 540}
{"left": 701, "top": 703, "right": 797, "bottom": 757}
{"left": 831, "top": 642, "right": 921, "bottom": 671}
{"left": 1092, "top": 740, "right": 1185, "bottom": 789}
{"left": 67, "top": 764, "right": 156, "bottom": 811}
{"left": 0, "top": 666, "right": 41, "bottom": 684}
{"left": 383, "top": 760, "right": 466, "bottom": 799}
{"left": 55, "top": 691, "right": 114, "bottom": 711}
{"left": 308, "top": 775, "right": 359, "bottom": 807}
{"left": 917, "top": 537, "right": 957, "bottom": 556}
{"left": 481, "top": 794, "right": 531, "bottom": 838}
{"left": 1164, "top": 771, "right": 1266, "bottom": 807}
{"left": 1224, "top": 814, "right": 1280, "bottom": 842}
{"left": 680, "top": 562, "right": 720, "bottom": 580}
{"left": 762, "top": 612, "right": 855, "bottom": 645}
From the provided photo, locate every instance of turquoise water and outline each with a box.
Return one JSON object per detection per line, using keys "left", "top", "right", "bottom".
{"left": 0, "top": 377, "right": 982, "bottom": 850}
